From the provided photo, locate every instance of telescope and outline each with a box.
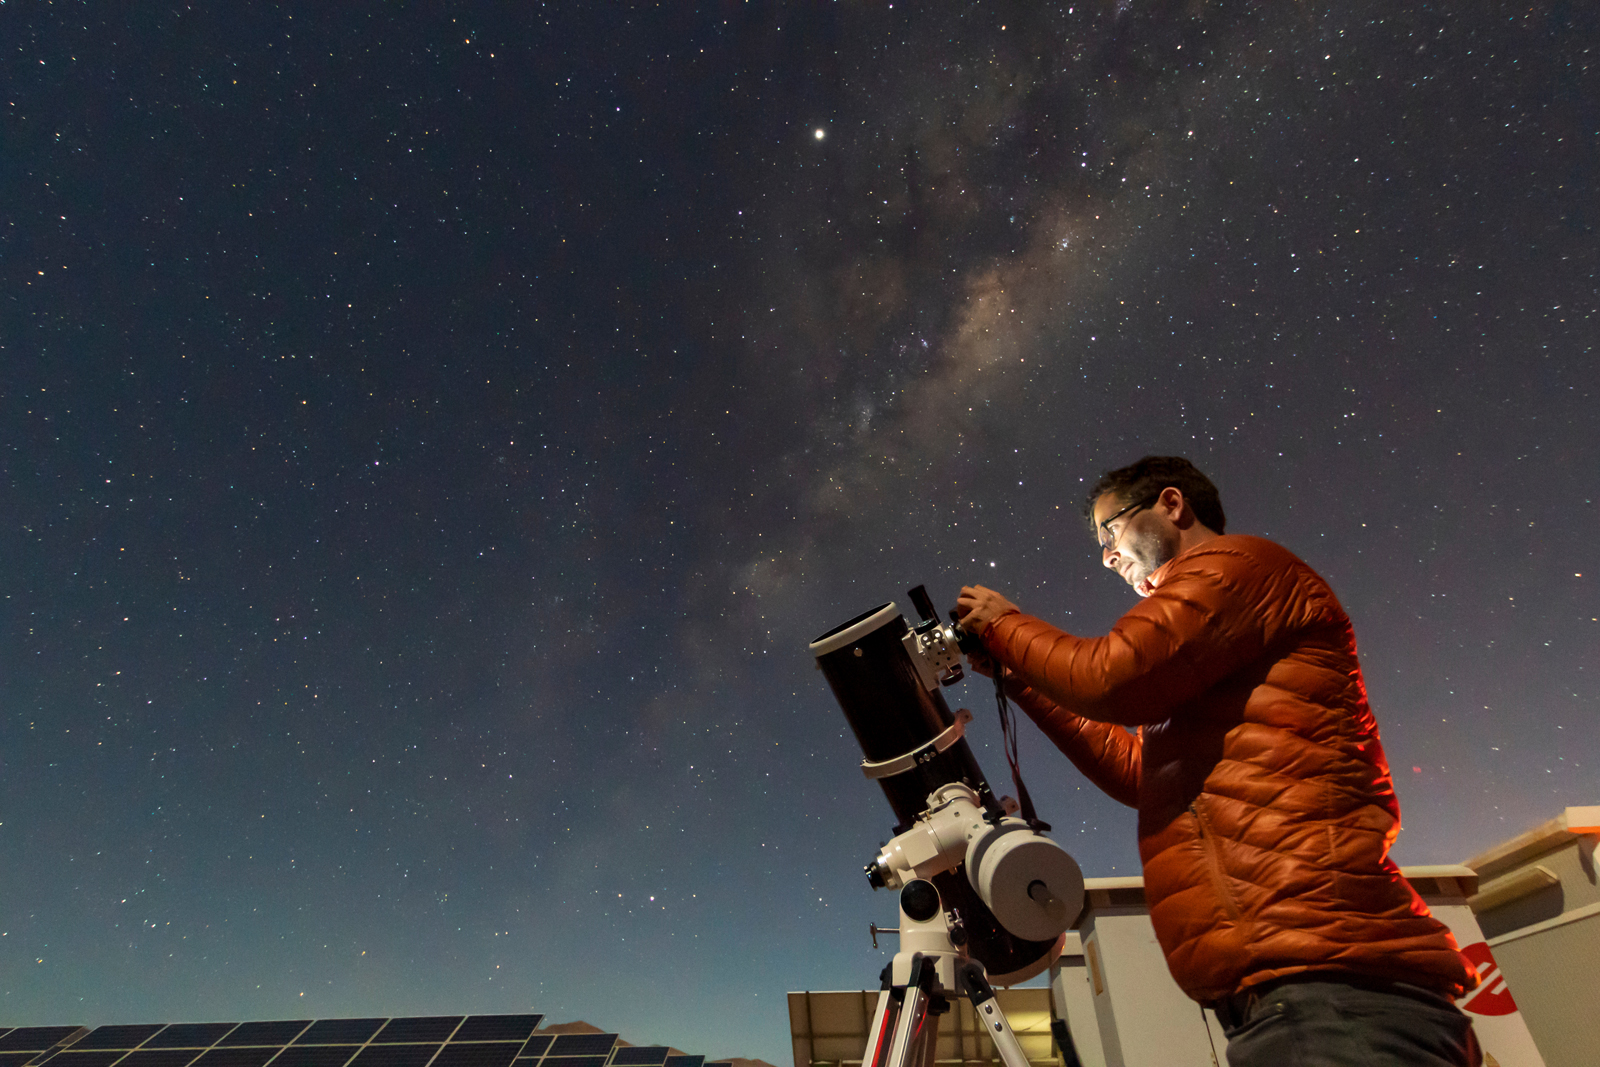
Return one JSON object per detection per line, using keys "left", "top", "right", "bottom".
{"left": 810, "top": 586, "right": 1085, "bottom": 1067}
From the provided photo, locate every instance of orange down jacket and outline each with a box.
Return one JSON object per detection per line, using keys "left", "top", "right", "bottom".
{"left": 978, "top": 534, "right": 1478, "bottom": 1004}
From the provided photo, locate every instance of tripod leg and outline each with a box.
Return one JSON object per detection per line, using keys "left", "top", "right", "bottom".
{"left": 1050, "top": 1019, "right": 1085, "bottom": 1067}
{"left": 863, "top": 988, "right": 897, "bottom": 1067}
{"left": 957, "top": 959, "right": 1035, "bottom": 1067}
{"left": 886, "top": 956, "right": 934, "bottom": 1067}
{"left": 913, "top": 1019, "right": 940, "bottom": 1067}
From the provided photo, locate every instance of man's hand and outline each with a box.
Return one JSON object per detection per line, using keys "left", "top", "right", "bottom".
{"left": 956, "top": 585, "right": 1018, "bottom": 678}
{"left": 954, "top": 584, "right": 1020, "bottom": 638}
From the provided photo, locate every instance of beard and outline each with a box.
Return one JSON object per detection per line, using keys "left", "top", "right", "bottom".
{"left": 1119, "top": 524, "right": 1180, "bottom": 597}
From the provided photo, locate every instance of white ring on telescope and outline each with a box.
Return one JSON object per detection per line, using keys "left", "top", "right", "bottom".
{"left": 808, "top": 602, "right": 900, "bottom": 657}
{"left": 860, "top": 707, "right": 973, "bottom": 779}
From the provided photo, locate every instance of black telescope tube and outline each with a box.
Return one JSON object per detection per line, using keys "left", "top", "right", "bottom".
{"left": 810, "top": 602, "right": 1000, "bottom": 831}
{"left": 810, "top": 600, "right": 1056, "bottom": 982}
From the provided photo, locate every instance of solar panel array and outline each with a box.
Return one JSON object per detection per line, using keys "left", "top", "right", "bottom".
{"left": 0, "top": 1019, "right": 720, "bottom": 1067}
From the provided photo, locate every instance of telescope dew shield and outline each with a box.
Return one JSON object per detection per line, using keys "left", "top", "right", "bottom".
{"left": 810, "top": 600, "right": 1060, "bottom": 984}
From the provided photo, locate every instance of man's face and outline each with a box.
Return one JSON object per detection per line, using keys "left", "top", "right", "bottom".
{"left": 1092, "top": 491, "right": 1179, "bottom": 597}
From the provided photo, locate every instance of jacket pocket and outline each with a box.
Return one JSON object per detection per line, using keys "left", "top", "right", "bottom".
{"left": 1191, "top": 798, "right": 1243, "bottom": 922}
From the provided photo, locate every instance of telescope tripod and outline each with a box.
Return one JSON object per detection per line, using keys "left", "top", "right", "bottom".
{"left": 863, "top": 948, "right": 1033, "bottom": 1067}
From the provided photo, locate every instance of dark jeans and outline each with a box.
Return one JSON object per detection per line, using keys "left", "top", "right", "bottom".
{"left": 1215, "top": 978, "right": 1482, "bottom": 1067}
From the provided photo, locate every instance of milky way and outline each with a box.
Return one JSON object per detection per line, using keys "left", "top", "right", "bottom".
{"left": 2, "top": 4, "right": 1595, "bottom": 1060}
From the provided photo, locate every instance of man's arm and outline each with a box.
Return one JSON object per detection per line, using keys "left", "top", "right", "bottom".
{"left": 961, "top": 600, "right": 1140, "bottom": 807}
{"left": 968, "top": 543, "right": 1281, "bottom": 726}
{"left": 1006, "top": 680, "right": 1140, "bottom": 807}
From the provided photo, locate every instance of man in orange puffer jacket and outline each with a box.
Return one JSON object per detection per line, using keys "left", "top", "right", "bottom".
{"left": 956, "top": 456, "right": 1482, "bottom": 1067}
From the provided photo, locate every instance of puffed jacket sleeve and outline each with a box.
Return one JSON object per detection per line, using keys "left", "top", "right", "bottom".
{"left": 1004, "top": 676, "right": 1141, "bottom": 808}
{"left": 979, "top": 542, "right": 1288, "bottom": 726}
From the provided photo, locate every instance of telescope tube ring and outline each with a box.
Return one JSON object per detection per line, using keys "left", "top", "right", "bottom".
{"left": 860, "top": 707, "right": 974, "bottom": 780}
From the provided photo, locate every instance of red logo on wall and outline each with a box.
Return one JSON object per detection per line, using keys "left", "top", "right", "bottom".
{"left": 1458, "top": 942, "right": 1518, "bottom": 1016}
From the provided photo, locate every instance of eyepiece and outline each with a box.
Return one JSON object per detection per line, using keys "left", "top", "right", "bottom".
{"left": 866, "top": 860, "right": 888, "bottom": 890}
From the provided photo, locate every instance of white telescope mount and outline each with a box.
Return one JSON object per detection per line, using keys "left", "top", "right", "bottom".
{"left": 859, "top": 782, "right": 1085, "bottom": 1067}
{"left": 864, "top": 889, "right": 1033, "bottom": 1067}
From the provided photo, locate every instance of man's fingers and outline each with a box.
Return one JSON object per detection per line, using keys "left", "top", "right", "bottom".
{"left": 956, "top": 585, "right": 1015, "bottom": 631}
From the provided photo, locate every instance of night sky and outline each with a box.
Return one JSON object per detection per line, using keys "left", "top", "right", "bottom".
{"left": 3, "top": 2, "right": 1596, "bottom": 1061}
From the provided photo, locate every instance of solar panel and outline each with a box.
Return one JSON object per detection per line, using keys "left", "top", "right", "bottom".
{"left": 0, "top": 1016, "right": 736, "bottom": 1067}
{"left": 146, "top": 1026, "right": 238, "bottom": 1051}
{"left": 121, "top": 1049, "right": 208, "bottom": 1067}
{"left": 609, "top": 1049, "right": 670, "bottom": 1067}
{"left": 192, "top": 1047, "right": 281, "bottom": 1067}
{"left": 544, "top": 1034, "right": 616, "bottom": 1057}
{"left": 218, "top": 1024, "right": 312, "bottom": 1048}
{"left": 294, "top": 1022, "right": 385, "bottom": 1047}
{"left": 0, "top": 1029, "right": 85, "bottom": 1054}
{"left": 267, "top": 1046, "right": 359, "bottom": 1067}
{"left": 511, "top": 1036, "right": 550, "bottom": 1060}
{"left": 68, "top": 1026, "right": 165, "bottom": 1051}
{"left": 345, "top": 1047, "right": 438, "bottom": 1067}
{"left": 43, "top": 1053, "right": 124, "bottom": 1067}
{"left": 426, "top": 1042, "right": 521, "bottom": 1067}
{"left": 446, "top": 1020, "right": 541, "bottom": 1046}
{"left": 372, "top": 1020, "right": 460, "bottom": 1045}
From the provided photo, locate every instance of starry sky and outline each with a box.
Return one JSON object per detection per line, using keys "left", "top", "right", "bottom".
{"left": 2, "top": 2, "right": 1596, "bottom": 1061}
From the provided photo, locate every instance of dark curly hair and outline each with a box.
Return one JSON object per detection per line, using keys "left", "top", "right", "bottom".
{"left": 1083, "top": 456, "right": 1226, "bottom": 534}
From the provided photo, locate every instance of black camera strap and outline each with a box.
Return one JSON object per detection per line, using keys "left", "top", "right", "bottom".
{"left": 991, "top": 662, "right": 1049, "bottom": 832}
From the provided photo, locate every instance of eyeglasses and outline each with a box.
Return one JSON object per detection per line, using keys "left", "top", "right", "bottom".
{"left": 1097, "top": 492, "right": 1160, "bottom": 552}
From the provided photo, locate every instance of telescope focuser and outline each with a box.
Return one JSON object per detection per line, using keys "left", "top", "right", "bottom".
{"left": 903, "top": 584, "right": 971, "bottom": 689}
